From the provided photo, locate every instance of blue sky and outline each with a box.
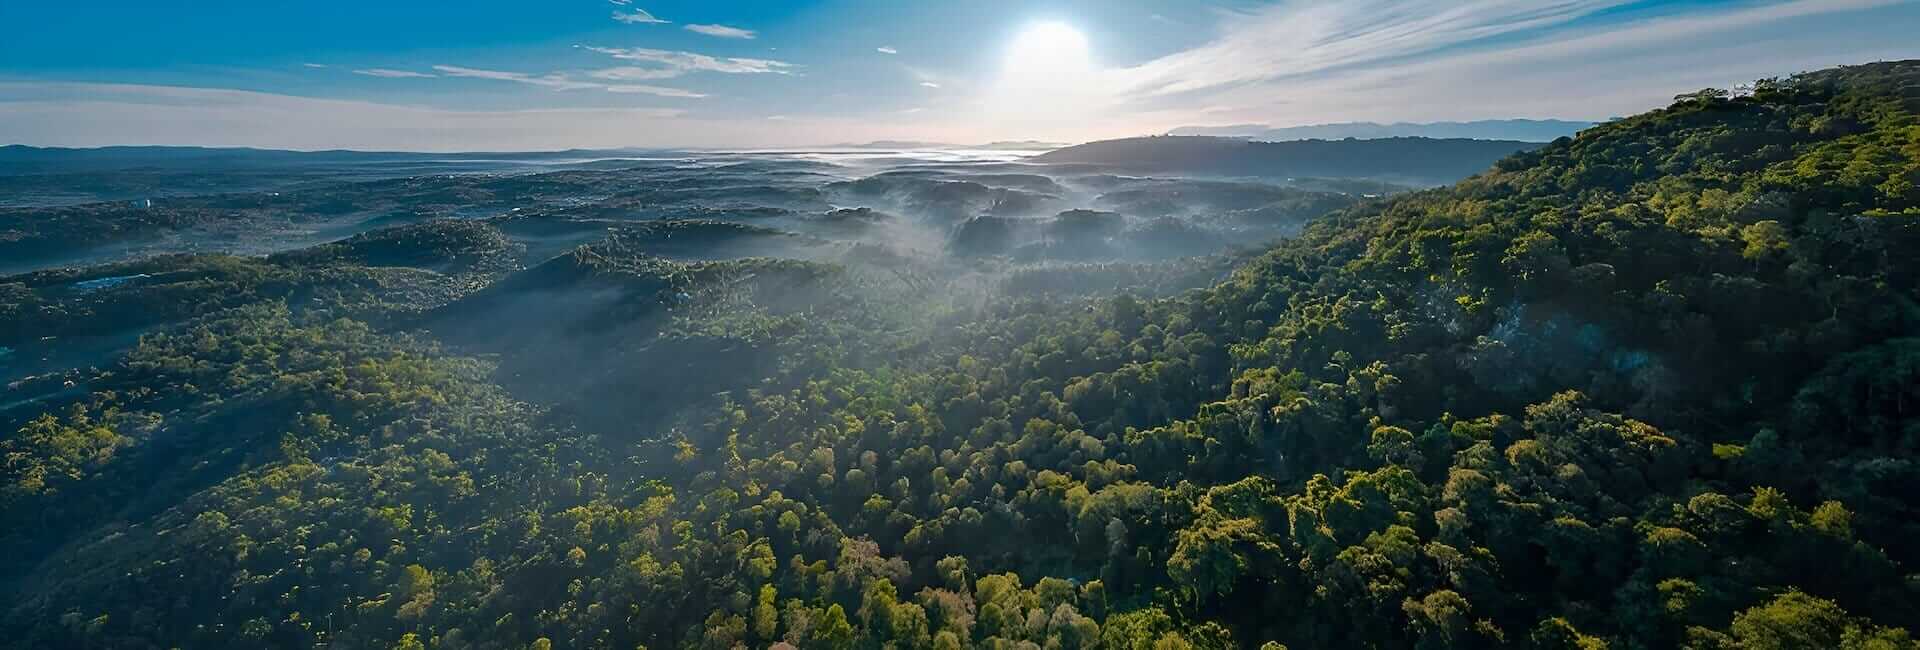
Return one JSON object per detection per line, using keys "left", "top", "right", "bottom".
{"left": 1, "top": 0, "right": 1916, "bottom": 150}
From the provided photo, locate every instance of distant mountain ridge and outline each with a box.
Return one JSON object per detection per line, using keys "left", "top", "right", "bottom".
{"left": 829, "top": 140, "right": 1071, "bottom": 151}
{"left": 1032, "top": 135, "right": 1541, "bottom": 185}
{"left": 1170, "top": 119, "right": 1596, "bottom": 142}
{"left": 0, "top": 142, "right": 1071, "bottom": 174}
{"left": 0, "top": 144, "right": 672, "bottom": 174}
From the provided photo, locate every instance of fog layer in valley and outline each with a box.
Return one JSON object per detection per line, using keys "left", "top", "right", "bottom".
{"left": 0, "top": 137, "right": 1525, "bottom": 432}
{"left": 0, "top": 140, "right": 1502, "bottom": 276}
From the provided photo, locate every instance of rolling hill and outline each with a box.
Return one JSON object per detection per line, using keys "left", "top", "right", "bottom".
{"left": 1031, "top": 135, "right": 1543, "bottom": 185}
{"left": 1169, "top": 119, "right": 1597, "bottom": 142}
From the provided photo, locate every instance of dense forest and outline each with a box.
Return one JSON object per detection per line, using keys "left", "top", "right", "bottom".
{"left": 2, "top": 60, "right": 1919, "bottom": 649}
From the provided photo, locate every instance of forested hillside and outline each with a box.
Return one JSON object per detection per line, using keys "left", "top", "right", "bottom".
{"left": 2, "top": 60, "right": 1919, "bottom": 649}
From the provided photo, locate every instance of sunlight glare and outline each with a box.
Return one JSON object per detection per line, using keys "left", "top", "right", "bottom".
{"left": 1004, "top": 21, "right": 1093, "bottom": 82}
{"left": 990, "top": 21, "right": 1105, "bottom": 125}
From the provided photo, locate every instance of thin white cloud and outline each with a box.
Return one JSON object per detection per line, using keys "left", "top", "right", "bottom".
{"left": 877, "top": 47, "right": 898, "bottom": 55}
{"left": 582, "top": 46, "right": 794, "bottom": 76}
{"left": 431, "top": 65, "right": 704, "bottom": 97}
{"left": 920, "top": 82, "right": 941, "bottom": 89}
{"left": 604, "top": 84, "right": 708, "bottom": 98}
{"left": 607, "top": 0, "right": 630, "bottom": 4}
{"left": 1423, "top": 0, "right": 1911, "bottom": 67}
{"left": 433, "top": 65, "right": 598, "bottom": 90}
{"left": 1113, "top": 0, "right": 1637, "bottom": 98}
{"left": 1106, "top": 0, "right": 1917, "bottom": 130}
{"left": 588, "top": 66, "right": 683, "bottom": 81}
{"left": 685, "top": 24, "right": 756, "bottom": 39}
{"left": 612, "top": 9, "right": 669, "bottom": 24}
{"left": 302, "top": 63, "right": 329, "bottom": 69}
{"left": 354, "top": 68, "right": 435, "bottom": 79}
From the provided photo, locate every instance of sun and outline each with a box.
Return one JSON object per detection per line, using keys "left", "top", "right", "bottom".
{"left": 981, "top": 19, "right": 1112, "bottom": 130}
{"left": 1005, "top": 21, "right": 1091, "bottom": 72}
{"left": 1001, "top": 21, "right": 1093, "bottom": 86}
{"left": 988, "top": 20, "right": 1105, "bottom": 125}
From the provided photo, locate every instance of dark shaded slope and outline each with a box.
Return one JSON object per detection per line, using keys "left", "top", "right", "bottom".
{"left": 268, "top": 219, "right": 522, "bottom": 275}
{"left": 420, "top": 233, "right": 850, "bottom": 432}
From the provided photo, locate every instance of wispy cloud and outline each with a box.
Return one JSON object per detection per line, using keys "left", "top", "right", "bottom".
{"left": 1106, "top": 0, "right": 1915, "bottom": 129}
{"left": 582, "top": 46, "right": 794, "bottom": 76}
{"left": 1114, "top": 0, "right": 1636, "bottom": 98}
{"left": 431, "top": 65, "right": 703, "bottom": 97}
{"left": 1420, "top": 0, "right": 1911, "bottom": 68}
{"left": 587, "top": 66, "right": 683, "bottom": 81}
{"left": 354, "top": 68, "right": 435, "bottom": 79}
{"left": 876, "top": 47, "right": 898, "bottom": 55}
{"left": 685, "top": 24, "right": 756, "bottom": 39}
{"left": 302, "top": 63, "right": 329, "bottom": 69}
{"left": 604, "top": 84, "right": 707, "bottom": 98}
{"left": 920, "top": 82, "right": 941, "bottom": 89}
{"left": 612, "top": 8, "right": 669, "bottom": 24}
{"left": 433, "top": 65, "right": 596, "bottom": 89}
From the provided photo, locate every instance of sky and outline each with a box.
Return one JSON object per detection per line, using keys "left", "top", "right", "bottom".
{"left": 0, "top": 0, "right": 1915, "bottom": 151}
